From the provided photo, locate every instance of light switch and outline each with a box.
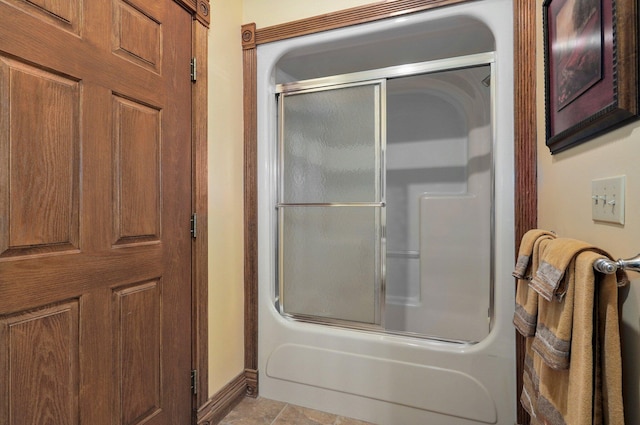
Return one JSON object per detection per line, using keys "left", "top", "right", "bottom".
{"left": 592, "top": 176, "right": 625, "bottom": 224}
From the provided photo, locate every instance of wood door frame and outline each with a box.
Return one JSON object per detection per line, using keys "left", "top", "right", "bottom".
{"left": 241, "top": 1, "right": 537, "bottom": 423}
{"left": 177, "top": 0, "right": 211, "bottom": 414}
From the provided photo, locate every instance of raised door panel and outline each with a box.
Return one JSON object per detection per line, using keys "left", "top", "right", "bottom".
{"left": 112, "top": 96, "right": 161, "bottom": 245}
{"left": 0, "top": 0, "right": 81, "bottom": 33}
{"left": 113, "top": 280, "right": 162, "bottom": 425}
{"left": 0, "top": 58, "right": 80, "bottom": 258}
{"left": 0, "top": 301, "right": 80, "bottom": 425}
{"left": 113, "top": 0, "right": 161, "bottom": 72}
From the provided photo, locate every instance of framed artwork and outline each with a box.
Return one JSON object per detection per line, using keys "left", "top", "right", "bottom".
{"left": 543, "top": 0, "right": 639, "bottom": 153}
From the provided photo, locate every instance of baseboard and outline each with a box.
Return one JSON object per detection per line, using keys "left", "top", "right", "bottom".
{"left": 196, "top": 372, "right": 247, "bottom": 425}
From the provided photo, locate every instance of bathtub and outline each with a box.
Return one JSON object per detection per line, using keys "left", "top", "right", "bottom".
{"left": 256, "top": 1, "right": 516, "bottom": 423}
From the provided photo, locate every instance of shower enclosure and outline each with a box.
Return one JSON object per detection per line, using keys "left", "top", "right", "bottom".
{"left": 257, "top": 2, "right": 515, "bottom": 424}
{"left": 277, "top": 57, "right": 493, "bottom": 343}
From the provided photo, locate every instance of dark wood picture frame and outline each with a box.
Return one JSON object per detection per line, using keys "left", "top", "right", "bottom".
{"left": 544, "top": 0, "right": 639, "bottom": 154}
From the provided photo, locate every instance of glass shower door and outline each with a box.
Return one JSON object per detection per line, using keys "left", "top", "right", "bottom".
{"left": 277, "top": 82, "right": 385, "bottom": 326}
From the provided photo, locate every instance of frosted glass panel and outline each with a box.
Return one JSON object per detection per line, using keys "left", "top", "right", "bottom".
{"left": 280, "top": 206, "right": 381, "bottom": 324}
{"left": 280, "top": 84, "right": 380, "bottom": 203}
{"left": 384, "top": 65, "right": 493, "bottom": 342}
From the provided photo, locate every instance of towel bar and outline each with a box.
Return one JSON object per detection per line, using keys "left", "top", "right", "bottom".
{"left": 593, "top": 254, "right": 640, "bottom": 274}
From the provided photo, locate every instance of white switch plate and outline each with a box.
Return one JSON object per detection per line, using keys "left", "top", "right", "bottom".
{"left": 592, "top": 176, "right": 625, "bottom": 224}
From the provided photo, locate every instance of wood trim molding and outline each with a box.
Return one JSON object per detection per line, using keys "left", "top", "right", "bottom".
{"left": 192, "top": 18, "right": 209, "bottom": 410}
{"left": 195, "top": 1, "right": 211, "bottom": 27}
{"left": 242, "top": 1, "right": 538, "bottom": 420}
{"left": 242, "top": 23, "right": 257, "bottom": 50}
{"left": 196, "top": 373, "right": 247, "bottom": 425}
{"left": 244, "top": 368, "right": 259, "bottom": 397}
{"left": 514, "top": 1, "right": 538, "bottom": 242}
{"left": 174, "top": 0, "right": 210, "bottom": 26}
{"left": 513, "top": 3, "right": 537, "bottom": 424}
{"left": 243, "top": 26, "right": 259, "bottom": 384}
{"left": 254, "top": 0, "right": 471, "bottom": 45}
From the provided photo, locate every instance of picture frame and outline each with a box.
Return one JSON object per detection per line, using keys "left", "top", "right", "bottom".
{"left": 543, "top": 0, "right": 639, "bottom": 154}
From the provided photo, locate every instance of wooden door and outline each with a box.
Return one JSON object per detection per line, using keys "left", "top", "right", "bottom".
{"left": 0, "top": 0, "right": 193, "bottom": 424}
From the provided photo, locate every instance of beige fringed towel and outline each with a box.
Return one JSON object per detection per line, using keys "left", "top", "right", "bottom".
{"left": 514, "top": 233, "right": 625, "bottom": 425}
{"left": 513, "top": 229, "right": 556, "bottom": 337}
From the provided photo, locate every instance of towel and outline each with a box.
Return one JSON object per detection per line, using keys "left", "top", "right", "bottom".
{"left": 513, "top": 229, "right": 556, "bottom": 337}
{"left": 518, "top": 246, "right": 625, "bottom": 425}
{"left": 531, "top": 239, "right": 619, "bottom": 370}
{"left": 529, "top": 238, "right": 612, "bottom": 302}
{"left": 513, "top": 229, "right": 557, "bottom": 279}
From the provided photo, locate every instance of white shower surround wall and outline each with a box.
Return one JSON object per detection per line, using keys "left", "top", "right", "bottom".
{"left": 257, "top": 1, "right": 516, "bottom": 424}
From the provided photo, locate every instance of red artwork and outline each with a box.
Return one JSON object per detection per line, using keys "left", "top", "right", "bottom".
{"left": 553, "top": 0, "right": 602, "bottom": 110}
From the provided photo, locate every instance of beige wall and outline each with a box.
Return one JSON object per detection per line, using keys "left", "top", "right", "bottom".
{"left": 535, "top": 1, "right": 640, "bottom": 422}
{"left": 207, "top": 0, "right": 382, "bottom": 399}
{"left": 243, "top": 0, "right": 375, "bottom": 28}
{"left": 207, "top": 0, "right": 246, "bottom": 395}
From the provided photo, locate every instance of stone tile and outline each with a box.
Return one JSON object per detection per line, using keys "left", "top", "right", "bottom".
{"left": 219, "top": 397, "right": 287, "bottom": 425}
{"left": 273, "top": 404, "right": 339, "bottom": 425}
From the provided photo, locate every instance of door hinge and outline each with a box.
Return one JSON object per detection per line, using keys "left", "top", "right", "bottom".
{"left": 191, "top": 369, "right": 198, "bottom": 395}
{"left": 190, "top": 57, "right": 197, "bottom": 82}
{"left": 190, "top": 213, "right": 197, "bottom": 238}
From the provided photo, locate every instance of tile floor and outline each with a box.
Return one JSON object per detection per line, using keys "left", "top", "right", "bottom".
{"left": 218, "top": 396, "right": 377, "bottom": 425}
